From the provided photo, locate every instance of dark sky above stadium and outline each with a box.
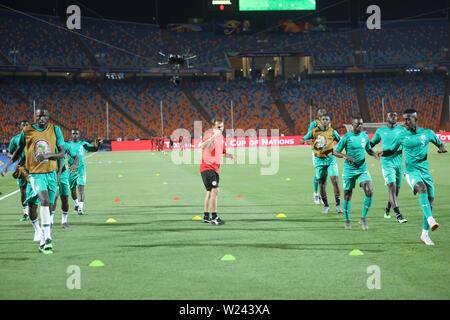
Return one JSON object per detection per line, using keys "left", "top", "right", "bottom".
{"left": 0, "top": 0, "right": 448, "bottom": 25}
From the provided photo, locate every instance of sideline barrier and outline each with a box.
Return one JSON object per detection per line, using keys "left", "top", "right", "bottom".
{"left": 111, "top": 133, "right": 450, "bottom": 152}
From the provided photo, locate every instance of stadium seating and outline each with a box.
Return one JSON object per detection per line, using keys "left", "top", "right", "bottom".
{"left": 0, "top": 10, "right": 90, "bottom": 67}
{"left": 278, "top": 77, "right": 360, "bottom": 133}
{"left": 360, "top": 19, "right": 447, "bottom": 65}
{"left": 365, "top": 74, "right": 445, "bottom": 129}
{"left": 187, "top": 79, "right": 288, "bottom": 135}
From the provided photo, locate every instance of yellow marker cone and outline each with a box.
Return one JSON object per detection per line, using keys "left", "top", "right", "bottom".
{"left": 221, "top": 254, "right": 236, "bottom": 261}
{"left": 276, "top": 213, "right": 287, "bottom": 218}
{"left": 156, "top": 173, "right": 160, "bottom": 176}
{"left": 192, "top": 216, "right": 202, "bottom": 221}
{"left": 106, "top": 218, "right": 116, "bottom": 223}
{"left": 349, "top": 249, "right": 364, "bottom": 256}
{"left": 89, "top": 260, "right": 105, "bottom": 267}
{"left": 118, "top": 174, "right": 123, "bottom": 178}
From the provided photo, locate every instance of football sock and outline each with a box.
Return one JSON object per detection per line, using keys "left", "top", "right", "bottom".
{"left": 335, "top": 195, "right": 341, "bottom": 206}
{"left": 393, "top": 207, "right": 401, "bottom": 217}
{"left": 62, "top": 212, "right": 68, "bottom": 224}
{"left": 212, "top": 212, "right": 217, "bottom": 219}
{"left": 386, "top": 201, "right": 391, "bottom": 213}
{"left": 343, "top": 200, "right": 351, "bottom": 221}
{"left": 23, "top": 206, "right": 29, "bottom": 216}
{"left": 50, "top": 211, "right": 55, "bottom": 225}
{"left": 40, "top": 206, "right": 52, "bottom": 240}
{"left": 79, "top": 202, "right": 84, "bottom": 211}
{"left": 421, "top": 229, "right": 429, "bottom": 238}
{"left": 204, "top": 212, "right": 210, "bottom": 218}
{"left": 322, "top": 196, "right": 329, "bottom": 207}
{"left": 361, "top": 196, "right": 373, "bottom": 219}
{"left": 313, "top": 176, "right": 319, "bottom": 193}
{"left": 74, "top": 198, "right": 79, "bottom": 207}
{"left": 31, "top": 218, "right": 41, "bottom": 233}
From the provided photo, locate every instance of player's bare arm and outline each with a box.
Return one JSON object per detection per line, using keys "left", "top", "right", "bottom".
{"left": 201, "top": 129, "right": 221, "bottom": 149}
{"left": 36, "top": 145, "right": 65, "bottom": 162}
{"left": 0, "top": 144, "right": 25, "bottom": 176}
{"left": 437, "top": 144, "right": 447, "bottom": 153}
{"left": 69, "top": 155, "right": 79, "bottom": 173}
{"left": 333, "top": 150, "right": 354, "bottom": 165}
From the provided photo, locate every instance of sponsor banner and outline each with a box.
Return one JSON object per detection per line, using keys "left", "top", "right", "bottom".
{"left": 111, "top": 133, "right": 450, "bottom": 151}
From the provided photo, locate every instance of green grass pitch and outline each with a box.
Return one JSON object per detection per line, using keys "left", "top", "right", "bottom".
{"left": 0, "top": 146, "right": 449, "bottom": 300}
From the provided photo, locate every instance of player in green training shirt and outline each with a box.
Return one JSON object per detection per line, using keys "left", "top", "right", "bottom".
{"left": 8, "top": 119, "right": 30, "bottom": 221}
{"left": 381, "top": 109, "right": 447, "bottom": 246}
{"left": 307, "top": 107, "right": 328, "bottom": 204}
{"left": 334, "top": 117, "right": 380, "bottom": 230}
{"left": 66, "top": 129, "right": 102, "bottom": 215}
{"left": 370, "top": 111, "right": 408, "bottom": 223}
{"left": 51, "top": 141, "right": 79, "bottom": 229}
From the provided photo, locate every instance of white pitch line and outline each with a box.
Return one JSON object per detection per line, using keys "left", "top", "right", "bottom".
{"left": 0, "top": 152, "right": 99, "bottom": 201}
{"left": 0, "top": 189, "right": 20, "bottom": 201}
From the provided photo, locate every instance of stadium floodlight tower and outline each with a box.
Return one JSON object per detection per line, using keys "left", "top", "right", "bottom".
{"left": 158, "top": 50, "right": 197, "bottom": 85}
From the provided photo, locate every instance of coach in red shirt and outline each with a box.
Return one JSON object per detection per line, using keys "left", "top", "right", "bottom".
{"left": 200, "top": 117, "right": 235, "bottom": 225}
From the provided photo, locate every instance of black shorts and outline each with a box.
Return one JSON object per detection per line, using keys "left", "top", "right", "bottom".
{"left": 201, "top": 170, "right": 219, "bottom": 191}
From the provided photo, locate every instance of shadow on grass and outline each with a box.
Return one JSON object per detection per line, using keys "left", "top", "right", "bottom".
{"left": 117, "top": 242, "right": 389, "bottom": 253}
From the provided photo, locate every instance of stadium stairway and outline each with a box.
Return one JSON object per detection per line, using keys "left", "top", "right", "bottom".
{"left": 355, "top": 78, "right": 371, "bottom": 122}
{"left": 92, "top": 83, "right": 154, "bottom": 136}
{"left": 0, "top": 79, "right": 71, "bottom": 133}
{"left": 266, "top": 81, "right": 296, "bottom": 135}
{"left": 179, "top": 82, "right": 212, "bottom": 124}
{"left": 439, "top": 73, "right": 450, "bottom": 129}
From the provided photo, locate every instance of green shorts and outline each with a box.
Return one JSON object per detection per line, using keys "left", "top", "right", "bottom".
{"left": 69, "top": 166, "right": 87, "bottom": 189}
{"left": 381, "top": 158, "right": 403, "bottom": 187}
{"left": 404, "top": 170, "right": 435, "bottom": 198}
{"left": 17, "top": 178, "right": 27, "bottom": 188}
{"left": 25, "top": 171, "right": 58, "bottom": 205}
{"left": 315, "top": 155, "right": 339, "bottom": 180}
{"left": 59, "top": 170, "right": 70, "bottom": 196}
{"left": 342, "top": 164, "right": 372, "bottom": 191}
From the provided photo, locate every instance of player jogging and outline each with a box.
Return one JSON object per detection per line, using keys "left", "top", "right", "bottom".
{"left": 381, "top": 109, "right": 447, "bottom": 246}
{"left": 8, "top": 119, "right": 30, "bottom": 221}
{"left": 1, "top": 107, "right": 65, "bottom": 254}
{"left": 51, "top": 141, "right": 79, "bottom": 229}
{"left": 334, "top": 117, "right": 380, "bottom": 230}
{"left": 66, "top": 129, "right": 102, "bottom": 215}
{"left": 200, "top": 117, "right": 235, "bottom": 225}
{"left": 301, "top": 114, "right": 343, "bottom": 214}
{"left": 308, "top": 108, "right": 328, "bottom": 204}
{"left": 370, "top": 111, "right": 407, "bottom": 223}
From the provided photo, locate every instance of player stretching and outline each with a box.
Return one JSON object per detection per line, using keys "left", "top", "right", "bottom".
{"left": 381, "top": 109, "right": 447, "bottom": 245}
{"left": 370, "top": 111, "right": 407, "bottom": 223}
{"left": 334, "top": 118, "right": 380, "bottom": 230}
{"left": 308, "top": 108, "right": 328, "bottom": 204}
{"left": 51, "top": 141, "right": 79, "bottom": 229}
{"left": 301, "top": 114, "right": 343, "bottom": 214}
{"left": 200, "top": 117, "right": 235, "bottom": 225}
{"left": 66, "top": 129, "right": 102, "bottom": 215}
{"left": 8, "top": 119, "right": 30, "bottom": 221}
{"left": 1, "top": 107, "right": 65, "bottom": 254}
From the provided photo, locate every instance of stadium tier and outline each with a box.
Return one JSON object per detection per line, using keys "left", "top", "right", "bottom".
{"left": 0, "top": 10, "right": 447, "bottom": 68}
{"left": 0, "top": 11, "right": 90, "bottom": 67}
{"left": 278, "top": 77, "right": 359, "bottom": 133}
{"left": 187, "top": 79, "right": 288, "bottom": 134}
{"left": 102, "top": 79, "right": 202, "bottom": 136}
{"left": 76, "top": 17, "right": 166, "bottom": 68}
{"left": 365, "top": 74, "right": 446, "bottom": 129}
{"left": 360, "top": 19, "right": 447, "bottom": 65}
